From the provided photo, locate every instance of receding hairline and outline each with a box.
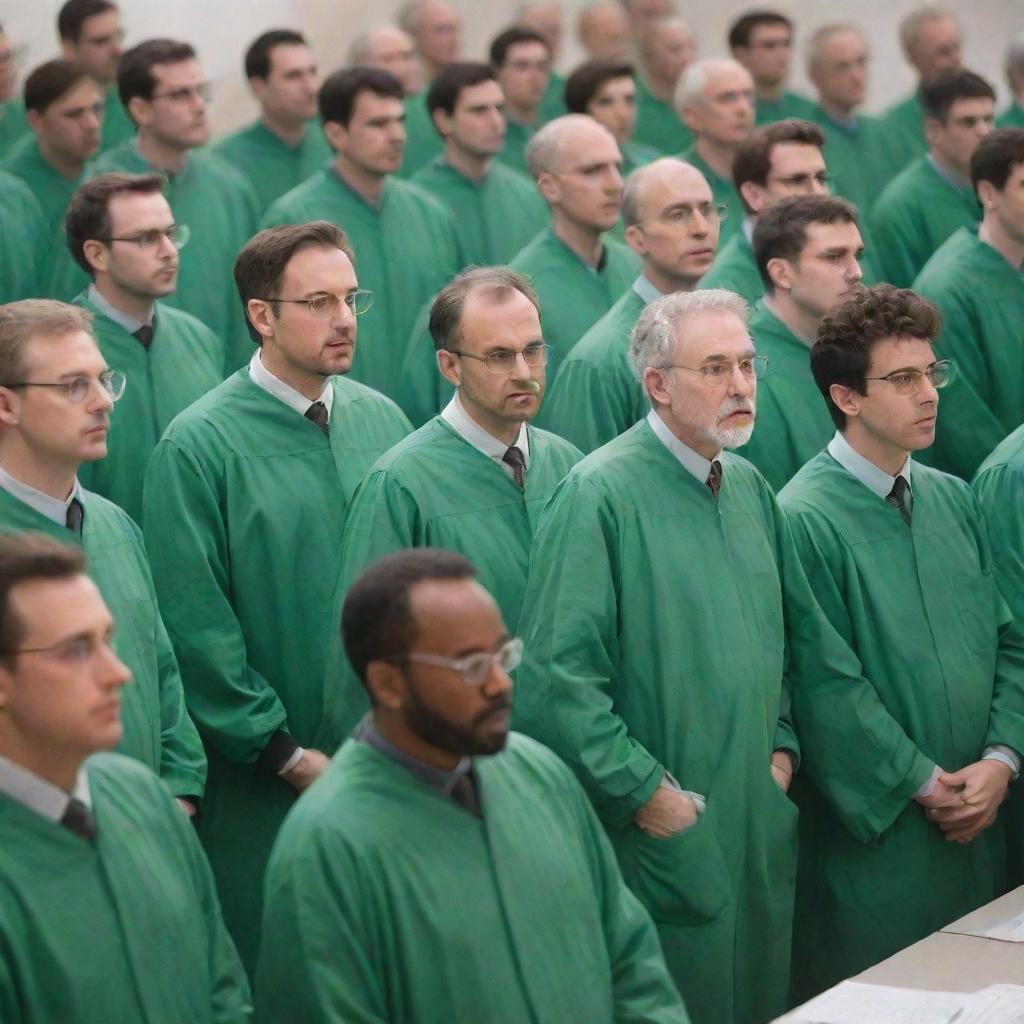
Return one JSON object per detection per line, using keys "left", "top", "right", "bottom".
{"left": 899, "top": 6, "right": 958, "bottom": 55}
{"left": 806, "top": 24, "right": 867, "bottom": 70}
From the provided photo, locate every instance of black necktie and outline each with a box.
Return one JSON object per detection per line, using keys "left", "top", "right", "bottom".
{"left": 450, "top": 771, "right": 482, "bottom": 818}
{"left": 502, "top": 445, "right": 526, "bottom": 489}
{"left": 305, "top": 401, "right": 329, "bottom": 435}
{"left": 61, "top": 797, "right": 97, "bottom": 842}
{"left": 134, "top": 321, "right": 155, "bottom": 348}
{"left": 65, "top": 497, "right": 84, "bottom": 536}
{"left": 886, "top": 476, "right": 912, "bottom": 526}
{"left": 706, "top": 459, "right": 723, "bottom": 500}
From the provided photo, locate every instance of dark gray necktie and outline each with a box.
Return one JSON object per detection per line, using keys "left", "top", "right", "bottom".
{"left": 706, "top": 459, "right": 723, "bottom": 500}
{"left": 65, "top": 497, "right": 84, "bottom": 536}
{"left": 61, "top": 797, "right": 97, "bottom": 842}
{"left": 502, "top": 445, "right": 526, "bottom": 489}
{"left": 305, "top": 401, "right": 329, "bottom": 435}
{"left": 886, "top": 476, "right": 912, "bottom": 526}
{"left": 450, "top": 771, "right": 482, "bottom": 818}
{"left": 133, "top": 322, "right": 155, "bottom": 348}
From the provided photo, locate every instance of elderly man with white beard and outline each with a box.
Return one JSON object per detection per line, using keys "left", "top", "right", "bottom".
{"left": 515, "top": 287, "right": 869, "bottom": 1024}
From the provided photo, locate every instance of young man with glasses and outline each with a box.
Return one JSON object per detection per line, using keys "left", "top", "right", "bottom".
{"left": 913, "top": 128, "right": 1024, "bottom": 481}
{"left": 142, "top": 222, "right": 410, "bottom": 977}
{"left": 53, "top": 39, "right": 259, "bottom": 374}
{"left": 0, "top": 299, "right": 206, "bottom": 818}
{"left": 737, "top": 194, "right": 865, "bottom": 491}
{"left": 65, "top": 172, "right": 222, "bottom": 524}
{"left": 779, "top": 283, "right": 1024, "bottom": 1002}
{"left": 257, "top": 546, "right": 688, "bottom": 1023}
{"left": 543, "top": 157, "right": 720, "bottom": 452}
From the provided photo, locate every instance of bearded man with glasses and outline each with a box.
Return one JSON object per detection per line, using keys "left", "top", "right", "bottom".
{"left": 779, "top": 283, "right": 1024, "bottom": 1002}
{"left": 0, "top": 298, "right": 207, "bottom": 820}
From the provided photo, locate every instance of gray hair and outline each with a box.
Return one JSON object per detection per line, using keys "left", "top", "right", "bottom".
{"left": 673, "top": 57, "right": 745, "bottom": 112}
{"left": 428, "top": 266, "right": 540, "bottom": 352}
{"left": 637, "top": 16, "right": 692, "bottom": 62}
{"left": 629, "top": 289, "right": 749, "bottom": 384}
{"left": 1006, "top": 32, "right": 1024, "bottom": 88}
{"left": 525, "top": 113, "right": 598, "bottom": 178}
{"left": 806, "top": 24, "right": 866, "bottom": 73}
{"left": 899, "top": 6, "right": 957, "bottom": 58}
{"left": 621, "top": 156, "right": 697, "bottom": 227}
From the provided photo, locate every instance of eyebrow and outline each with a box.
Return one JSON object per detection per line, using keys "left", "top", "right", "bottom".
{"left": 701, "top": 349, "right": 756, "bottom": 363}
{"left": 451, "top": 633, "right": 512, "bottom": 658}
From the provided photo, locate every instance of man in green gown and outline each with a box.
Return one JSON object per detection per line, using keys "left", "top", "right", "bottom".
{"left": 412, "top": 62, "right": 547, "bottom": 263}
{"left": 52, "top": 39, "right": 260, "bottom": 374}
{"left": 914, "top": 129, "right": 1024, "bottom": 481}
{"left": 676, "top": 57, "right": 755, "bottom": 246}
{"left": 0, "top": 24, "right": 29, "bottom": 156}
{"left": 542, "top": 157, "right": 718, "bottom": 451}
{"left": 516, "top": 289, "right": 869, "bottom": 1024}
{"left": 633, "top": 17, "right": 695, "bottom": 154}
{"left": 0, "top": 299, "right": 205, "bottom": 808}
{"left": 516, "top": 1, "right": 567, "bottom": 122}
{"left": 879, "top": 7, "right": 963, "bottom": 178}
{"left": 491, "top": 26, "right": 552, "bottom": 177}
{"left": 510, "top": 114, "right": 639, "bottom": 381}
{"left": 998, "top": 37, "right": 1024, "bottom": 129}
{"left": 3, "top": 60, "right": 101, "bottom": 284}
{"left": 143, "top": 223, "right": 411, "bottom": 975}
{"left": 263, "top": 67, "right": 461, "bottom": 412}
{"left": 870, "top": 68, "right": 993, "bottom": 288}
{"left": 0, "top": 172, "right": 48, "bottom": 301}
{"left": 57, "top": 0, "right": 135, "bottom": 153}
{"left": 738, "top": 195, "right": 865, "bottom": 491}
{"left": 348, "top": 24, "right": 422, "bottom": 97}
{"left": 0, "top": 532, "right": 251, "bottom": 1023}
{"left": 779, "top": 284, "right": 1024, "bottom": 1001}
{"left": 66, "top": 172, "right": 223, "bottom": 523}
{"left": 805, "top": 24, "right": 889, "bottom": 217}
{"left": 728, "top": 11, "right": 816, "bottom": 126}
{"left": 212, "top": 30, "right": 330, "bottom": 214}
{"left": 258, "top": 548, "right": 689, "bottom": 1023}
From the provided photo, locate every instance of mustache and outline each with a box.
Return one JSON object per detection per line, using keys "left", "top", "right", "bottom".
{"left": 718, "top": 397, "right": 755, "bottom": 420}
{"left": 473, "top": 695, "right": 513, "bottom": 725}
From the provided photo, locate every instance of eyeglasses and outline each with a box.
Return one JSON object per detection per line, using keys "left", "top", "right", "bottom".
{"left": 657, "top": 355, "right": 768, "bottom": 386}
{"left": 98, "top": 224, "right": 190, "bottom": 252}
{"left": 655, "top": 202, "right": 729, "bottom": 227}
{"left": 254, "top": 291, "right": 375, "bottom": 318}
{"left": 447, "top": 342, "right": 551, "bottom": 375}
{"left": 7, "top": 369, "right": 126, "bottom": 403}
{"left": 394, "top": 637, "right": 523, "bottom": 687}
{"left": 151, "top": 82, "right": 212, "bottom": 104}
{"left": 13, "top": 633, "right": 118, "bottom": 663}
{"left": 864, "top": 359, "right": 955, "bottom": 395}
{"left": 769, "top": 171, "right": 832, "bottom": 189}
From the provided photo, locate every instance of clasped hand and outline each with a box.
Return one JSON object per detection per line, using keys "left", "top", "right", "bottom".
{"left": 914, "top": 759, "right": 1012, "bottom": 844}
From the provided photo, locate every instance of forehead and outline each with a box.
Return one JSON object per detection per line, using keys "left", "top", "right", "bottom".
{"left": 455, "top": 78, "right": 503, "bottom": 109}
{"left": 351, "top": 89, "right": 403, "bottom": 121}
{"left": 769, "top": 141, "right": 825, "bottom": 171}
{"left": 822, "top": 30, "right": 866, "bottom": 61}
{"left": 672, "top": 309, "right": 751, "bottom": 359}
{"left": 267, "top": 43, "right": 314, "bottom": 73}
{"left": 280, "top": 244, "right": 357, "bottom": 291}
{"left": 409, "top": 577, "right": 503, "bottom": 648}
{"left": 593, "top": 75, "right": 635, "bottom": 99}
{"left": 948, "top": 95, "right": 994, "bottom": 117}
{"left": 106, "top": 188, "right": 173, "bottom": 229}
{"left": 80, "top": 8, "right": 121, "bottom": 39}
{"left": 151, "top": 59, "right": 202, "bottom": 88}
{"left": 459, "top": 286, "right": 541, "bottom": 342}
{"left": 23, "top": 328, "right": 103, "bottom": 371}
{"left": 704, "top": 66, "right": 754, "bottom": 98}
{"left": 800, "top": 219, "right": 863, "bottom": 251}
{"left": 51, "top": 77, "right": 101, "bottom": 109}
{"left": 505, "top": 40, "right": 549, "bottom": 63}
{"left": 557, "top": 124, "right": 619, "bottom": 167}
{"left": 10, "top": 574, "right": 108, "bottom": 642}
{"left": 917, "top": 16, "right": 959, "bottom": 46}
{"left": 866, "top": 335, "right": 936, "bottom": 372}
{"left": 369, "top": 30, "right": 414, "bottom": 58}
{"left": 421, "top": 1, "right": 459, "bottom": 28}
{"left": 749, "top": 22, "right": 791, "bottom": 43}
{"left": 642, "top": 165, "right": 713, "bottom": 211}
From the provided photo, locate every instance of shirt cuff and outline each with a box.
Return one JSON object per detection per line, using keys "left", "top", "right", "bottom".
{"left": 983, "top": 746, "right": 1021, "bottom": 781}
{"left": 915, "top": 764, "right": 942, "bottom": 798}
{"left": 256, "top": 729, "right": 300, "bottom": 776}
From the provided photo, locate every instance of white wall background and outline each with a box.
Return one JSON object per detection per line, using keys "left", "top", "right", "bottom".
{"left": 2, "top": 0, "right": 1021, "bottom": 137}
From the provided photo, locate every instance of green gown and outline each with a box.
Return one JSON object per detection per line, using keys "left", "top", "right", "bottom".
{"left": 99, "top": 85, "right": 136, "bottom": 152}
{"left": 142, "top": 369, "right": 411, "bottom": 974}
{"left": 698, "top": 230, "right": 763, "bottom": 302}
{"left": 620, "top": 137, "right": 661, "bottom": 177}
{"left": 509, "top": 227, "right": 640, "bottom": 381}
{"left": 514, "top": 418, "right": 867, "bottom": 1024}
{"left": 262, "top": 168, "right": 462, "bottom": 409}
{"left": 0, "top": 97, "right": 28, "bottom": 156}
{"left": 73, "top": 292, "right": 225, "bottom": 524}
{"left": 780, "top": 452, "right": 1024, "bottom": 1001}
{"left": 397, "top": 90, "right": 444, "bottom": 178}
{"left": 256, "top": 734, "right": 690, "bottom": 1024}
{"left": 806, "top": 105, "right": 889, "bottom": 217}
{"left": 679, "top": 145, "right": 741, "bottom": 245}
{"left": 51, "top": 143, "right": 260, "bottom": 374}
{"left": 538, "top": 285, "right": 647, "bottom": 451}
{"left": 321, "top": 415, "right": 581, "bottom": 739}
{"left": 496, "top": 118, "right": 536, "bottom": 177}
{"left": 634, "top": 77, "right": 690, "bottom": 154}
{"left": 0, "top": 753, "right": 251, "bottom": 1023}
{"left": 0, "top": 169, "right": 47, "bottom": 300}
{"left": 754, "top": 90, "right": 817, "bottom": 126}
{"left": 868, "top": 157, "right": 980, "bottom": 288}
{"left": 735, "top": 301, "right": 833, "bottom": 491}
{"left": 211, "top": 118, "right": 330, "bottom": 213}
{"left": 410, "top": 155, "right": 548, "bottom": 264}
{"left": 0, "top": 486, "right": 206, "bottom": 800}
{"left": 540, "top": 69, "right": 567, "bottom": 122}
{"left": 878, "top": 90, "right": 926, "bottom": 180}
{"left": 997, "top": 102, "right": 1024, "bottom": 129}
{"left": 913, "top": 227, "right": 1024, "bottom": 481}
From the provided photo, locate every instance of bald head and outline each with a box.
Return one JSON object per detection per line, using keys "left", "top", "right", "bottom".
{"left": 622, "top": 157, "right": 708, "bottom": 225}
{"left": 675, "top": 57, "right": 755, "bottom": 147}
{"left": 350, "top": 26, "right": 421, "bottom": 95}
{"left": 620, "top": 0, "right": 676, "bottom": 33}
{"left": 527, "top": 113, "right": 617, "bottom": 176}
{"left": 899, "top": 7, "right": 961, "bottom": 78}
{"left": 518, "top": 2, "right": 564, "bottom": 57}
{"left": 637, "top": 16, "right": 694, "bottom": 93}
{"left": 578, "top": 2, "right": 631, "bottom": 61}
{"left": 807, "top": 25, "right": 869, "bottom": 116}
{"left": 399, "top": 0, "right": 461, "bottom": 76}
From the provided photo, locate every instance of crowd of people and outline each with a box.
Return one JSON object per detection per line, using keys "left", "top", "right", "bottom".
{"left": 1, "top": 1, "right": 1024, "bottom": 1022}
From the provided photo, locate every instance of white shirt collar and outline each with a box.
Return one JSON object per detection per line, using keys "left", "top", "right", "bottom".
{"left": 632, "top": 274, "right": 666, "bottom": 305}
{"left": 441, "top": 393, "right": 530, "bottom": 473}
{"left": 87, "top": 284, "right": 153, "bottom": 335}
{"left": 827, "top": 431, "right": 912, "bottom": 500}
{"left": 742, "top": 216, "right": 755, "bottom": 244}
{"left": 248, "top": 350, "right": 334, "bottom": 418}
{"left": 0, "top": 464, "right": 84, "bottom": 527}
{"left": 646, "top": 409, "right": 720, "bottom": 484}
{"left": 0, "top": 754, "right": 91, "bottom": 822}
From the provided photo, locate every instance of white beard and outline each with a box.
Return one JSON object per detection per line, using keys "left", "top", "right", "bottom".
{"left": 701, "top": 397, "right": 756, "bottom": 449}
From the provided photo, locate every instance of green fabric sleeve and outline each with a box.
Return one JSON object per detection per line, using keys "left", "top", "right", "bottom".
{"left": 541, "top": 359, "right": 639, "bottom": 454}
{"left": 869, "top": 197, "right": 924, "bottom": 289}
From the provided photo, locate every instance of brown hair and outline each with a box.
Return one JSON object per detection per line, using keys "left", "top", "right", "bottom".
{"left": 428, "top": 266, "right": 540, "bottom": 352}
{"left": 732, "top": 118, "right": 825, "bottom": 213}
{"left": 0, "top": 300, "right": 94, "bottom": 386}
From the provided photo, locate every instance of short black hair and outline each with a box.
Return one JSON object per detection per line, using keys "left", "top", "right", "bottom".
{"left": 244, "top": 29, "right": 307, "bottom": 80}
{"left": 318, "top": 66, "right": 403, "bottom": 128}
{"left": 732, "top": 119, "right": 825, "bottom": 213}
{"left": 426, "top": 61, "right": 497, "bottom": 133}
{"left": 564, "top": 58, "right": 634, "bottom": 114}
{"left": 24, "top": 59, "right": 91, "bottom": 114}
{"left": 489, "top": 25, "right": 549, "bottom": 68}
{"left": 971, "top": 127, "right": 1024, "bottom": 194}
{"left": 341, "top": 548, "right": 478, "bottom": 687}
{"left": 753, "top": 194, "right": 859, "bottom": 293}
{"left": 57, "top": 0, "right": 117, "bottom": 43}
{"left": 117, "top": 38, "right": 196, "bottom": 112}
{"left": 729, "top": 10, "right": 792, "bottom": 50}
{"left": 921, "top": 67, "right": 995, "bottom": 123}
{"left": 812, "top": 284, "right": 941, "bottom": 430}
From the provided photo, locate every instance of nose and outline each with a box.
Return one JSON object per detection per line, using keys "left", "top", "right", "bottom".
{"left": 99, "top": 642, "right": 132, "bottom": 690}
{"left": 689, "top": 209, "right": 710, "bottom": 236}
{"left": 846, "top": 257, "right": 864, "bottom": 283}
{"left": 330, "top": 297, "right": 355, "bottom": 330}
{"left": 729, "top": 363, "right": 755, "bottom": 397}
{"left": 918, "top": 374, "right": 940, "bottom": 404}
{"left": 482, "top": 660, "right": 514, "bottom": 700}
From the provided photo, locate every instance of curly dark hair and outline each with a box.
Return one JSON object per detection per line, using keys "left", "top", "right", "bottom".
{"left": 811, "top": 284, "right": 942, "bottom": 429}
